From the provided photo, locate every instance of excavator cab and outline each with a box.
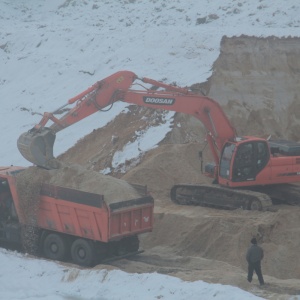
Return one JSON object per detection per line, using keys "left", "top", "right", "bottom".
{"left": 219, "top": 138, "right": 270, "bottom": 185}
{"left": 17, "top": 127, "right": 60, "bottom": 169}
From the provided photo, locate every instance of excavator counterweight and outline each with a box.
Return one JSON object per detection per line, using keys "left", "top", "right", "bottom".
{"left": 17, "top": 127, "right": 60, "bottom": 169}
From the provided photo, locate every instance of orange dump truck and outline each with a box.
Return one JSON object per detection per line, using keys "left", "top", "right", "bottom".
{"left": 0, "top": 166, "right": 154, "bottom": 266}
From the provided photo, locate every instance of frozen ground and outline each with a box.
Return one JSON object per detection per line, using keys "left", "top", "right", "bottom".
{"left": 0, "top": 249, "right": 265, "bottom": 300}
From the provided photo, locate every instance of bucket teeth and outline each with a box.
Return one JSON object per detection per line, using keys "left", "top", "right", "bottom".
{"left": 17, "top": 128, "right": 59, "bottom": 169}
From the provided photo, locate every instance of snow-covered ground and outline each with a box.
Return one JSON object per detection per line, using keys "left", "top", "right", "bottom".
{"left": 0, "top": 248, "right": 266, "bottom": 300}
{"left": 0, "top": 0, "right": 299, "bottom": 299}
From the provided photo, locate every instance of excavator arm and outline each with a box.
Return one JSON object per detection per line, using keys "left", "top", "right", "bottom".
{"left": 17, "top": 70, "right": 236, "bottom": 170}
{"left": 17, "top": 71, "right": 137, "bottom": 169}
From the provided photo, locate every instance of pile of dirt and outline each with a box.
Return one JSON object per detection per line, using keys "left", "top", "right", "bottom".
{"left": 122, "top": 143, "right": 213, "bottom": 199}
{"left": 57, "top": 106, "right": 170, "bottom": 172}
{"left": 16, "top": 164, "right": 143, "bottom": 207}
{"left": 141, "top": 204, "right": 300, "bottom": 280}
{"left": 46, "top": 163, "right": 143, "bottom": 204}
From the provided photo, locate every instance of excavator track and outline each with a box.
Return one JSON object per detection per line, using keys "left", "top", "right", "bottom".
{"left": 250, "top": 183, "right": 300, "bottom": 206}
{"left": 170, "top": 184, "right": 273, "bottom": 211}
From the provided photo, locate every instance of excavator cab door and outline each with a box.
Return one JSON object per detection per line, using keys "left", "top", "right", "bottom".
{"left": 219, "top": 142, "right": 235, "bottom": 180}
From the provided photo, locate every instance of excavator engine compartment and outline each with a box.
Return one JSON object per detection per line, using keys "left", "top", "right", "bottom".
{"left": 269, "top": 139, "right": 300, "bottom": 156}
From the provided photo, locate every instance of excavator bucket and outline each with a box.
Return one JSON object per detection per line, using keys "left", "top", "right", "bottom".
{"left": 17, "top": 127, "right": 60, "bottom": 169}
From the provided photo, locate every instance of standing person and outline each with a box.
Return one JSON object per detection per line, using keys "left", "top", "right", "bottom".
{"left": 246, "top": 237, "right": 265, "bottom": 286}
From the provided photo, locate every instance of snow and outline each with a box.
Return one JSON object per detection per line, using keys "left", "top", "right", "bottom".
{"left": 111, "top": 110, "right": 174, "bottom": 173}
{"left": 0, "top": 248, "right": 265, "bottom": 300}
{"left": 0, "top": 0, "right": 299, "bottom": 299}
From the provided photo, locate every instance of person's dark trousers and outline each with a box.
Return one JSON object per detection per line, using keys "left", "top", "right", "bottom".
{"left": 247, "top": 261, "right": 264, "bottom": 285}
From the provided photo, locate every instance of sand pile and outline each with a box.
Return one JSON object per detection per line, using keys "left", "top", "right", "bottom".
{"left": 142, "top": 205, "right": 300, "bottom": 280}
{"left": 16, "top": 164, "right": 143, "bottom": 208}
{"left": 46, "top": 164, "right": 143, "bottom": 203}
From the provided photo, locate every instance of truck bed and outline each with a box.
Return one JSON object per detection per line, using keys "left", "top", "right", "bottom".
{"left": 38, "top": 184, "right": 154, "bottom": 242}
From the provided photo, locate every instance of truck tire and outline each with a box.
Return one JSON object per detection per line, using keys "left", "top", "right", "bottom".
{"left": 71, "top": 239, "right": 95, "bottom": 267}
{"left": 126, "top": 235, "right": 139, "bottom": 252}
{"left": 43, "top": 233, "right": 67, "bottom": 261}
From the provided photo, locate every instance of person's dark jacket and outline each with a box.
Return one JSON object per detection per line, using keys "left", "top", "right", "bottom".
{"left": 246, "top": 244, "right": 264, "bottom": 264}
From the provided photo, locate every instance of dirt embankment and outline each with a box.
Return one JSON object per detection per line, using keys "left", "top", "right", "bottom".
{"left": 207, "top": 36, "right": 300, "bottom": 141}
{"left": 141, "top": 204, "right": 300, "bottom": 280}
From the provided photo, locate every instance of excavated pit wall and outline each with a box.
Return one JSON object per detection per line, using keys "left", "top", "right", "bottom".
{"left": 206, "top": 36, "right": 300, "bottom": 140}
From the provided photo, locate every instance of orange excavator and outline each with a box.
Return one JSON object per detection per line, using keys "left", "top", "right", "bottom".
{"left": 17, "top": 70, "right": 300, "bottom": 211}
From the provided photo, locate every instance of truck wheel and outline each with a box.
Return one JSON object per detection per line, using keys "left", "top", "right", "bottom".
{"left": 126, "top": 236, "right": 139, "bottom": 252}
{"left": 250, "top": 199, "right": 262, "bottom": 211}
{"left": 43, "top": 233, "right": 67, "bottom": 261}
{"left": 116, "top": 240, "right": 127, "bottom": 256}
{"left": 71, "top": 239, "right": 95, "bottom": 267}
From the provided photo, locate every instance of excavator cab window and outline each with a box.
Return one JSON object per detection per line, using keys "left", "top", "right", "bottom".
{"left": 232, "top": 141, "right": 269, "bottom": 182}
{"left": 219, "top": 143, "right": 236, "bottom": 179}
{"left": 256, "top": 141, "right": 269, "bottom": 171}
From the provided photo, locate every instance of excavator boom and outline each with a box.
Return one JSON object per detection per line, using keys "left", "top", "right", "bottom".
{"left": 17, "top": 70, "right": 236, "bottom": 170}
